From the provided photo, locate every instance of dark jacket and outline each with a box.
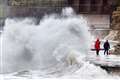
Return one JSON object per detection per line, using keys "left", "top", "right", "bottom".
{"left": 103, "top": 41, "right": 110, "bottom": 50}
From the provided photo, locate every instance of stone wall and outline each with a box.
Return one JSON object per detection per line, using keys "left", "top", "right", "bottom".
{"left": 71, "top": 0, "right": 116, "bottom": 14}
{"left": 7, "top": 0, "right": 68, "bottom": 18}
{"left": 7, "top": 0, "right": 117, "bottom": 17}
{"left": 0, "top": 0, "right": 6, "bottom": 27}
{"left": 83, "top": 14, "right": 110, "bottom": 39}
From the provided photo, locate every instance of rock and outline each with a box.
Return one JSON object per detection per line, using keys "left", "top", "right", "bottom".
{"left": 113, "top": 43, "right": 120, "bottom": 55}
{"left": 117, "top": 7, "right": 120, "bottom": 11}
{"left": 104, "top": 30, "right": 118, "bottom": 40}
{"left": 105, "top": 6, "right": 120, "bottom": 55}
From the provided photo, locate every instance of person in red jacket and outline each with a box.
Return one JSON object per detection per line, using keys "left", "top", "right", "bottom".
{"left": 95, "top": 38, "right": 100, "bottom": 56}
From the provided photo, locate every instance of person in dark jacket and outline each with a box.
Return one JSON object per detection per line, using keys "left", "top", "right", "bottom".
{"left": 103, "top": 40, "right": 110, "bottom": 55}
{"left": 95, "top": 38, "right": 100, "bottom": 56}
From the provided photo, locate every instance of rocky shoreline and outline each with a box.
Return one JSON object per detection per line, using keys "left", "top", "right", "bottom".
{"left": 105, "top": 7, "right": 120, "bottom": 55}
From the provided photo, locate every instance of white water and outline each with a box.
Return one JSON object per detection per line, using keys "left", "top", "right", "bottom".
{"left": 0, "top": 8, "right": 120, "bottom": 79}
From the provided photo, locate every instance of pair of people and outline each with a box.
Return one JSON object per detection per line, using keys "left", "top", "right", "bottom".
{"left": 95, "top": 38, "right": 110, "bottom": 56}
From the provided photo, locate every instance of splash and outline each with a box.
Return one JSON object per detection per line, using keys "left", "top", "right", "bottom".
{"left": 1, "top": 7, "right": 92, "bottom": 74}
{"left": 1, "top": 7, "right": 120, "bottom": 80}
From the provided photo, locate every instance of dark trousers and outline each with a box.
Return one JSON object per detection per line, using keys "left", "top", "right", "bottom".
{"left": 96, "top": 50, "right": 99, "bottom": 56}
{"left": 104, "top": 49, "right": 109, "bottom": 55}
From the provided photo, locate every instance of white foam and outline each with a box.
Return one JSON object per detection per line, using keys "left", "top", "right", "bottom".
{"left": 1, "top": 8, "right": 91, "bottom": 73}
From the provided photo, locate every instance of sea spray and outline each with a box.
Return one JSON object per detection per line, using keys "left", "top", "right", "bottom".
{"left": 1, "top": 7, "right": 91, "bottom": 73}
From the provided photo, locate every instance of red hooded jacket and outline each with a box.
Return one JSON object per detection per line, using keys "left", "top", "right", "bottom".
{"left": 95, "top": 39, "right": 100, "bottom": 50}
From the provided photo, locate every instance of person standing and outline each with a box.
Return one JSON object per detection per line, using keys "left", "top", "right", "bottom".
{"left": 103, "top": 40, "right": 110, "bottom": 55}
{"left": 95, "top": 38, "right": 100, "bottom": 56}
